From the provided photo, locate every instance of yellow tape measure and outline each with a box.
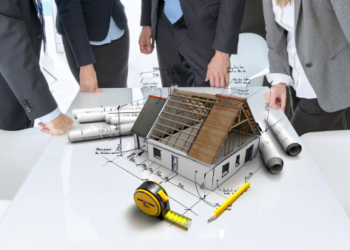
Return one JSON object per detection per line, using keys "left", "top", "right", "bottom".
{"left": 134, "top": 181, "right": 192, "bottom": 230}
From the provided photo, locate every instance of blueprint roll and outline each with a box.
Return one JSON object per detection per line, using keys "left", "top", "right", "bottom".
{"left": 68, "top": 124, "right": 134, "bottom": 143}
{"left": 77, "top": 112, "right": 107, "bottom": 123}
{"left": 72, "top": 103, "right": 144, "bottom": 119}
{"left": 78, "top": 110, "right": 140, "bottom": 124}
{"left": 110, "top": 116, "right": 138, "bottom": 125}
{"left": 257, "top": 121, "right": 284, "bottom": 174}
{"left": 105, "top": 111, "right": 140, "bottom": 123}
{"left": 72, "top": 107, "right": 113, "bottom": 119}
{"left": 264, "top": 109, "right": 302, "bottom": 156}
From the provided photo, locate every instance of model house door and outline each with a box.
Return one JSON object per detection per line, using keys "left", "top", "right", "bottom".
{"left": 245, "top": 145, "right": 254, "bottom": 163}
{"left": 172, "top": 155, "right": 178, "bottom": 173}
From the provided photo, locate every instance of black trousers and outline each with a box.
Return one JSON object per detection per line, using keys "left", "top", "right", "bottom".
{"left": 62, "top": 26, "right": 129, "bottom": 88}
{"left": 289, "top": 86, "right": 346, "bottom": 136}
{"left": 156, "top": 4, "right": 210, "bottom": 87}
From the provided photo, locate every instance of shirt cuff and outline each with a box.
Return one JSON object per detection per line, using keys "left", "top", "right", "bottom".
{"left": 266, "top": 73, "right": 294, "bottom": 86}
{"left": 40, "top": 107, "right": 61, "bottom": 124}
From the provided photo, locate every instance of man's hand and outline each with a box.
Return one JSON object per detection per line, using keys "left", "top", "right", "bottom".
{"left": 264, "top": 83, "right": 287, "bottom": 112}
{"left": 139, "top": 26, "right": 154, "bottom": 54}
{"left": 38, "top": 113, "right": 73, "bottom": 135}
{"left": 79, "top": 64, "right": 102, "bottom": 93}
{"left": 205, "top": 50, "right": 231, "bottom": 88}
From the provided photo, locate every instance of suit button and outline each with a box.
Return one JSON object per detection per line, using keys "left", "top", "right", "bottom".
{"left": 37, "top": 34, "right": 43, "bottom": 40}
{"left": 306, "top": 63, "right": 312, "bottom": 68}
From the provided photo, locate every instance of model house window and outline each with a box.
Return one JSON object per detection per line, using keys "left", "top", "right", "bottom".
{"left": 222, "top": 163, "right": 229, "bottom": 177}
{"left": 235, "top": 155, "right": 240, "bottom": 167}
{"left": 154, "top": 148, "right": 161, "bottom": 159}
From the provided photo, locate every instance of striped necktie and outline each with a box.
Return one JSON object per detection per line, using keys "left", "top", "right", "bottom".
{"left": 164, "top": 0, "right": 183, "bottom": 25}
{"left": 36, "top": 0, "right": 47, "bottom": 53}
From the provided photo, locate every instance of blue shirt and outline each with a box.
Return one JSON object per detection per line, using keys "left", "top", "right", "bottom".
{"left": 90, "top": 17, "right": 125, "bottom": 46}
{"left": 40, "top": 107, "right": 61, "bottom": 124}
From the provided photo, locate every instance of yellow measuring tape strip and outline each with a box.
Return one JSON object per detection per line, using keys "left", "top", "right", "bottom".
{"left": 164, "top": 210, "right": 192, "bottom": 230}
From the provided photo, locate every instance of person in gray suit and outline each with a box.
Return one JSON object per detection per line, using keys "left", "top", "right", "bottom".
{"left": 0, "top": 0, "right": 73, "bottom": 134}
{"left": 262, "top": 0, "right": 350, "bottom": 136}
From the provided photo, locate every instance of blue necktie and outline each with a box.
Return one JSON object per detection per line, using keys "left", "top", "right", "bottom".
{"left": 164, "top": 0, "right": 183, "bottom": 25}
{"left": 36, "top": 0, "right": 47, "bottom": 53}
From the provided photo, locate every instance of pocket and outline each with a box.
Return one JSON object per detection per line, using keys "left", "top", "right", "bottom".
{"left": 81, "top": 0, "right": 92, "bottom": 13}
{"left": 331, "top": 44, "right": 350, "bottom": 61}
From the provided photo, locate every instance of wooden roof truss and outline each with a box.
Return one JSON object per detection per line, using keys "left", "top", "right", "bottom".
{"left": 149, "top": 92, "right": 216, "bottom": 153}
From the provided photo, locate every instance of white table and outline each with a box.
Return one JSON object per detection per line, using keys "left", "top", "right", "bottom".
{"left": 301, "top": 131, "right": 350, "bottom": 218}
{"left": 0, "top": 128, "right": 51, "bottom": 200}
{"left": 0, "top": 87, "right": 349, "bottom": 250}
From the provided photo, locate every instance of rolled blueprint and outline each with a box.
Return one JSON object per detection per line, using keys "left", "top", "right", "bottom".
{"left": 68, "top": 123, "right": 134, "bottom": 143}
{"left": 72, "top": 102, "right": 144, "bottom": 118}
{"left": 72, "top": 106, "right": 113, "bottom": 119}
{"left": 264, "top": 109, "right": 302, "bottom": 156}
{"left": 77, "top": 110, "right": 140, "bottom": 124}
{"left": 105, "top": 112, "right": 139, "bottom": 123}
{"left": 257, "top": 121, "right": 284, "bottom": 174}
{"left": 110, "top": 116, "right": 138, "bottom": 125}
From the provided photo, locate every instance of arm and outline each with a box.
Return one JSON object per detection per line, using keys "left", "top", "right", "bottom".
{"left": 55, "top": 0, "right": 95, "bottom": 67}
{"left": 55, "top": 0, "right": 101, "bottom": 92}
{"left": 264, "top": 30, "right": 289, "bottom": 112}
{"left": 141, "top": 0, "right": 152, "bottom": 26}
{"left": 0, "top": 0, "right": 57, "bottom": 120}
{"left": 0, "top": 0, "right": 73, "bottom": 134}
{"left": 212, "top": 0, "right": 246, "bottom": 54}
{"left": 139, "top": 0, "right": 153, "bottom": 54}
{"left": 206, "top": 0, "right": 246, "bottom": 88}
{"left": 330, "top": 0, "right": 350, "bottom": 44}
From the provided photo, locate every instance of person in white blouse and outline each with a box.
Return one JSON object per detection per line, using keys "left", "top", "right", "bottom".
{"left": 262, "top": 0, "right": 350, "bottom": 136}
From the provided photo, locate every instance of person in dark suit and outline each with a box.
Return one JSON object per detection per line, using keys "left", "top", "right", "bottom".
{"left": 55, "top": 0, "right": 129, "bottom": 92}
{"left": 0, "top": 0, "right": 73, "bottom": 134}
{"left": 139, "top": 0, "right": 246, "bottom": 88}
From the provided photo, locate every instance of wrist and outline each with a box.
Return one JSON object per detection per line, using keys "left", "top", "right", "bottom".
{"left": 80, "top": 64, "right": 94, "bottom": 72}
{"left": 215, "top": 50, "right": 229, "bottom": 58}
{"left": 142, "top": 26, "right": 152, "bottom": 31}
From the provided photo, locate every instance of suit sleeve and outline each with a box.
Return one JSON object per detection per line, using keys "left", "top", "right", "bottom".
{"left": 55, "top": 0, "right": 95, "bottom": 67}
{"left": 266, "top": 31, "right": 289, "bottom": 75}
{"left": 141, "top": 0, "right": 152, "bottom": 26}
{"left": 330, "top": 0, "right": 350, "bottom": 44}
{"left": 0, "top": 0, "right": 58, "bottom": 121}
{"left": 212, "top": 0, "right": 246, "bottom": 54}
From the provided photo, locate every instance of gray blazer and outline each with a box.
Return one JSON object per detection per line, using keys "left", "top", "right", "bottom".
{"left": 262, "top": 0, "right": 350, "bottom": 112}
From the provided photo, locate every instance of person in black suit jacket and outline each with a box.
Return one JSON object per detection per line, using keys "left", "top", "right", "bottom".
{"left": 139, "top": 0, "right": 246, "bottom": 87}
{"left": 55, "top": 0, "right": 129, "bottom": 92}
{"left": 0, "top": 0, "right": 72, "bottom": 134}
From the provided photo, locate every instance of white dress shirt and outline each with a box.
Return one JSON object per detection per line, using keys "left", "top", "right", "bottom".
{"left": 266, "top": 0, "right": 317, "bottom": 99}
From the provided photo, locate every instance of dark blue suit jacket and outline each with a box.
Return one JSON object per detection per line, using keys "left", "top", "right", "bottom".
{"left": 0, "top": 0, "right": 58, "bottom": 130}
{"left": 141, "top": 0, "right": 245, "bottom": 62}
{"left": 55, "top": 0, "right": 127, "bottom": 67}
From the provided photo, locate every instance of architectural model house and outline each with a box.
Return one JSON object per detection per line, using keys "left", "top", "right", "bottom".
{"left": 131, "top": 87, "right": 261, "bottom": 190}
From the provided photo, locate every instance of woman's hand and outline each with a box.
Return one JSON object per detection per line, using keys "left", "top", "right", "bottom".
{"left": 264, "top": 82, "right": 287, "bottom": 112}
{"left": 79, "top": 64, "right": 102, "bottom": 93}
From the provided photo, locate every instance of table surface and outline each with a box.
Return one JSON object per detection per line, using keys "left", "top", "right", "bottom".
{"left": 301, "top": 131, "right": 350, "bottom": 217}
{"left": 0, "top": 87, "right": 349, "bottom": 250}
{"left": 0, "top": 128, "right": 52, "bottom": 200}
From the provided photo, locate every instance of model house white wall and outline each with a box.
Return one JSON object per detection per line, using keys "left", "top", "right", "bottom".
{"left": 147, "top": 136, "right": 260, "bottom": 191}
